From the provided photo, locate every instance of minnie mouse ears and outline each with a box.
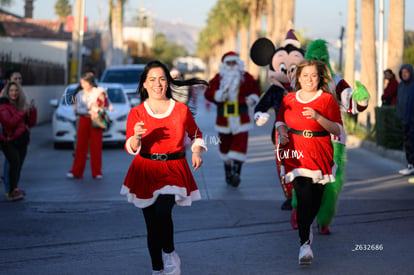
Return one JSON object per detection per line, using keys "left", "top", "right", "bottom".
{"left": 250, "top": 37, "right": 276, "bottom": 66}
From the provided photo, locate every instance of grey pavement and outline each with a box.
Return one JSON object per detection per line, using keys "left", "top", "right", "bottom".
{"left": 1, "top": 95, "right": 414, "bottom": 275}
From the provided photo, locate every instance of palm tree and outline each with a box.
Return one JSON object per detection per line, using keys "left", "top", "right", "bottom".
{"left": 54, "top": 0, "right": 72, "bottom": 23}
{"left": 108, "top": 0, "right": 126, "bottom": 66}
{"left": 387, "top": 0, "right": 404, "bottom": 76}
{"left": 360, "top": 0, "right": 377, "bottom": 126}
{"left": 344, "top": 0, "right": 356, "bottom": 85}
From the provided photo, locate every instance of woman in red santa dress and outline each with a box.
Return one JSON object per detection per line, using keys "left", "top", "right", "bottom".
{"left": 276, "top": 59, "right": 343, "bottom": 265}
{"left": 120, "top": 60, "right": 208, "bottom": 275}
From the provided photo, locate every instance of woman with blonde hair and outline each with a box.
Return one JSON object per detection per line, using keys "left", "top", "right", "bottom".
{"left": 0, "top": 82, "right": 37, "bottom": 201}
{"left": 276, "top": 59, "right": 343, "bottom": 265}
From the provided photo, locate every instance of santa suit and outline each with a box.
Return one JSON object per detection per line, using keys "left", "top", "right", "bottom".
{"left": 205, "top": 71, "right": 260, "bottom": 162}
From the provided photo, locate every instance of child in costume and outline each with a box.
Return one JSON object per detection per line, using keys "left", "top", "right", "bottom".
{"left": 290, "top": 39, "right": 370, "bottom": 234}
{"left": 250, "top": 30, "right": 304, "bottom": 210}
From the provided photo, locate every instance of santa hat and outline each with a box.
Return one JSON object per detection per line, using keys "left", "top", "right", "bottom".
{"left": 221, "top": 51, "right": 239, "bottom": 63}
{"left": 282, "top": 29, "right": 301, "bottom": 48}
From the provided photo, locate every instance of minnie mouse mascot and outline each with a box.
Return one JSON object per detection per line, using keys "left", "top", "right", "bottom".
{"left": 250, "top": 30, "right": 304, "bottom": 211}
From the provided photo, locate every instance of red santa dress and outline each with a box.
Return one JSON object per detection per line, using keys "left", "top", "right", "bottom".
{"left": 120, "top": 99, "right": 206, "bottom": 208}
{"left": 275, "top": 90, "right": 343, "bottom": 185}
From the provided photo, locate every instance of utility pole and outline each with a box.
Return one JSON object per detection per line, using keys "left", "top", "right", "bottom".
{"left": 338, "top": 26, "right": 345, "bottom": 75}
{"left": 70, "top": 0, "right": 85, "bottom": 84}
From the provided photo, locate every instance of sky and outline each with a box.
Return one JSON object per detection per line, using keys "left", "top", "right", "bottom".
{"left": 4, "top": 0, "right": 414, "bottom": 41}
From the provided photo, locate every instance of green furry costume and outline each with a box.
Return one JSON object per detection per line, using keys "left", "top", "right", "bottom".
{"left": 291, "top": 39, "right": 370, "bottom": 228}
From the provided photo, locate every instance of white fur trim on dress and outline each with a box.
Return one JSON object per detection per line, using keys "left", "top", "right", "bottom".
{"left": 331, "top": 123, "right": 346, "bottom": 145}
{"left": 120, "top": 185, "right": 201, "bottom": 208}
{"left": 283, "top": 164, "right": 337, "bottom": 185}
{"left": 275, "top": 121, "right": 287, "bottom": 130}
{"left": 191, "top": 138, "right": 208, "bottom": 153}
{"left": 125, "top": 136, "right": 141, "bottom": 155}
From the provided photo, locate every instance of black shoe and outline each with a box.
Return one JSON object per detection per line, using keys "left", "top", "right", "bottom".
{"left": 230, "top": 173, "right": 241, "bottom": 187}
{"left": 224, "top": 163, "right": 233, "bottom": 185}
{"left": 281, "top": 199, "right": 292, "bottom": 210}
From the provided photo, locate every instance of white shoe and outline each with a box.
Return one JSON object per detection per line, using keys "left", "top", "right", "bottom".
{"left": 299, "top": 241, "right": 313, "bottom": 265}
{"left": 399, "top": 164, "right": 414, "bottom": 176}
{"left": 162, "top": 251, "right": 181, "bottom": 275}
{"left": 66, "top": 172, "right": 74, "bottom": 179}
{"left": 152, "top": 270, "right": 164, "bottom": 275}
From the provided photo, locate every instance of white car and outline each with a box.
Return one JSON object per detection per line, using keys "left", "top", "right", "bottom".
{"left": 50, "top": 83, "right": 139, "bottom": 149}
{"left": 100, "top": 64, "right": 145, "bottom": 103}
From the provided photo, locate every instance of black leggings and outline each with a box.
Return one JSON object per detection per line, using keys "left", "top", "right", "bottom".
{"left": 1, "top": 139, "right": 28, "bottom": 193}
{"left": 293, "top": 177, "right": 325, "bottom": 245}
{"left": 142, "top": 194, "right": 175, "bottom": 271}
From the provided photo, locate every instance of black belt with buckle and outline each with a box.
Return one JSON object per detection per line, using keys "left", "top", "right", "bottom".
{"left": 140, "top": 152, "right": 186, "bottom": 161}
{"left": 218, "top": 103, "right": 248, "bottom": 116}
{"left": 289, "top": 128, "right": 330, "bottom": 138}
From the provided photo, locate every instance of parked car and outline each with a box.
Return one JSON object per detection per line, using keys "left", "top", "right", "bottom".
{"left": 100, "top": 64, "right": 145, "bottom": 104}
{"left": 50, "top": 83, "right": 137, "bottom": 149}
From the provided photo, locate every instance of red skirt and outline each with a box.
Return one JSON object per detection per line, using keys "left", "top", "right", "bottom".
{"left": 120, "top": 154, "right": 201, "bottom": 208}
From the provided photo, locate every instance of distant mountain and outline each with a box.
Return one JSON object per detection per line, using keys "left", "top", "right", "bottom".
{"left": 152, "top": 19, "right": 202, "bottom": 55}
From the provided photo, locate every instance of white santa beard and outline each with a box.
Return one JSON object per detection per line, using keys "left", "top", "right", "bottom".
{"left": 220, "top": 67, "right": 242, "bottom": 99}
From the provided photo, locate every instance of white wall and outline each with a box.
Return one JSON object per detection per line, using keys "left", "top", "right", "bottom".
{"left": 24, "top": 85, "right": 66, "bottom": 124}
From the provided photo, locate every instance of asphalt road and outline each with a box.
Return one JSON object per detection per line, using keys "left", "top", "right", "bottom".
{"left": 1, "top": 96, "right": 414, "bottom": 275}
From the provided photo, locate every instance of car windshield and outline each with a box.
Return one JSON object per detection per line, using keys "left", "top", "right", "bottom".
{"left": 101, "top": 69, "right": 142, "bottom": 84}
{"left": 107, "top": 88, "right": 126, "bottom": 103}
{"left": 61, "top": 87, "right": 126, "bottom": 105}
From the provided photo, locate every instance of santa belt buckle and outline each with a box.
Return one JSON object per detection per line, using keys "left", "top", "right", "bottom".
{"left": 223, "top": 101, "right": 239, "bottom": 116}
{"left": 151, "top": 153, "right": 168, "bottom": 161}
{"left": 303, "top": 130, "right": 313, "bottom": 138}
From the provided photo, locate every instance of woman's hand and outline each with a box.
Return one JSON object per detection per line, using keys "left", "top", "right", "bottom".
{"left": 277, "top": 125, "right": 289, "bottom": 145}
{"left": 302, "top": 107, "right": 320, "bottom": 120}
{"left": 191, "top": 152, "right": 203, "bottom": 171}
{"left": 133, "top": 121, "right": 147, "bottom": 139}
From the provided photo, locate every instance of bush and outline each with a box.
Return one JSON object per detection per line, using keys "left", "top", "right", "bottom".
{"left": 374, "top": 106, "right": 403, "bottom": 150}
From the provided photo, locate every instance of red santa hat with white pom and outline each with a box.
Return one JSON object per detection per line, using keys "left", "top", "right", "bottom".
{"left": 221, "top": 51, "right": 240, "bottom": 63}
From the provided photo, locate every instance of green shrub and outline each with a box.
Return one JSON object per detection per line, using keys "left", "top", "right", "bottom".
{"left": 374, "top": 106, "right": 403, "bottom": 150}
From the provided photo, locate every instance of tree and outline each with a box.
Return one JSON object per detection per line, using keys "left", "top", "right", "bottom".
{"left": 54, "top": 0, "right": 72, "bottom": 22}
{"left": 386, "top": 0, "right": 404, "bottom": 77}
{"left": 360, "top": 0, "right": 377, "bottom": 126}
{"left": 344, "top": 0, "right": 356, "bottom": 85}
{"left": 152, "top": 34, "right": 188, "bottom": 68}
{"left": 403, "top": 31, "right": 414, "bottom": 65}
{"left": 108, "top": 0, "right": 126, "bottom": 66}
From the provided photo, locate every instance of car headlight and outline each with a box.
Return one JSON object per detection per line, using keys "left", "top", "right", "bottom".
{"left": 56, "top": 114, "right": 75, "bottom": 123}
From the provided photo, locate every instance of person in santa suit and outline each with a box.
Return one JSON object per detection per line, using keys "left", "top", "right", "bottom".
{"left": 120, "top": 60, "right": 208, "bottom": 275}
{"left": 205, "top": 51, "right": 260, "bottom": 187}
{"left": 276, "top": 59, "right": 343, "bottom": 265}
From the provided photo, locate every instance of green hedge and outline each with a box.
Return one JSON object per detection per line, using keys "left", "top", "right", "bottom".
{"left": 375, "top": 106, "right": 403, "bottom": 150}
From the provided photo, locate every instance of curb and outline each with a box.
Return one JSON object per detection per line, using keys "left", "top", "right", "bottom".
{"left": 346, "top": 135, "right": 406, "bottom": 164}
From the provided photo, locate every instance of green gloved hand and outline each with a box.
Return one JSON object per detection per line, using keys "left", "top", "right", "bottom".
{"left": 352, "top": 81, "right": 370, "bottom": 103}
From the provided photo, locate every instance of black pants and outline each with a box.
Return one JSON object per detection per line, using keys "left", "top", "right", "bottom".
{"left": 142, "top": 194, "right": 175, "bottom": 271}
{"left": 1, "top": 134, "right": 29, "bottom": 193}
{"left": 293, "top": 177, "right": 325, "bottom": 245}
{"left": 403, "top": 124, "right": 414, "bottom": 165}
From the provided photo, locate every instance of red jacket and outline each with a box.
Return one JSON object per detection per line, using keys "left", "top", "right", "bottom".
{"left": 382, "top": 76, "right": 398, "bottom": 105}
{"left": 0, "top": 98, "right": 37, "bottom": 141}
